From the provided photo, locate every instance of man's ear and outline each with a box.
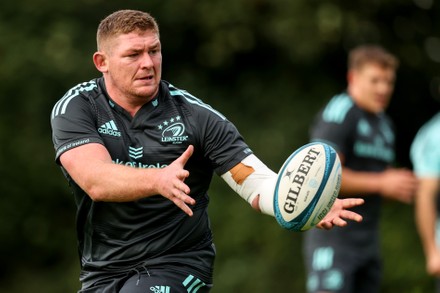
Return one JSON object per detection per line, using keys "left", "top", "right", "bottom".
{"left": 93, "top": 52, "right": 108, "bottom": 73}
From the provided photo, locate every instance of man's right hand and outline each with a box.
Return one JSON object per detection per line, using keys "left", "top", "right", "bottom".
{"left": 156, "top": 145, "right": 196, "bottom": 216}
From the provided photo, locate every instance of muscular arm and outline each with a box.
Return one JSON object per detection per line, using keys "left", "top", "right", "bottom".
{"left": 415, "top": 177, "right": 440, "bottom": 276}
{"left": 60, "top": 143, "right": 196, "bottom": 216}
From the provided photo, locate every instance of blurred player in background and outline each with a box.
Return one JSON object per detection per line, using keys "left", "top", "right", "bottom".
{"left": 302, "top": 45, "right": 418, "bottom": 293}
{"left": 50, "top": 9, "right": 364, "bottom": 293}
{"left": 411, "top": 111, "right": 440, "bottom": 292}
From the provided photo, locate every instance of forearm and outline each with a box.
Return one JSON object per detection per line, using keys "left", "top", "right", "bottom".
{"left": 62, "top": 143, "right": 195, "bottom": 215}
{"left": 340, "top": 167, "right": 417, "bottom": 205}
{"left": 416, "top": 202, "right": 437, "bottom": 259}
{"left": 60, "top": 143, "right": 165, "bottom": 202}
{"left": 339, "top": 168, "right": 382, "bottom": 196}
{"left": 415, "top": 178, "right": 440, "bottom": 258}
{"left": 221, "top": 154, "right": 277, "bottom": 216}
{"left": 79, "top": 162, "right": 162, "bottom": 202}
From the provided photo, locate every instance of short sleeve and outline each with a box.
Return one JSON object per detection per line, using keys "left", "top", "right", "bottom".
{"left": 310, "top": 94, "right": 356, "bottom": 156}
{"left": 204, "top": 117, "right": 252, "bottom": 175}
{"left": 50, "top": 90, "right": 103, "bottom": 163}
{"left": 410, "top": 113, "right": 440, "bottom": 178}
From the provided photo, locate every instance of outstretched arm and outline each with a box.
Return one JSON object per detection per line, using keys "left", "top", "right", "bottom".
{"left": 60, "top": 143, "right": 196, "bottom": 216}
{"left": 221, "top": 154, "right": 364, "bottom": 229}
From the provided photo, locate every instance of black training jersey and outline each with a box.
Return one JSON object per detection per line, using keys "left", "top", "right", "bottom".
{"left": 307, "top": 93, "right": 395, "bottom": 245}
{"left": 51, "top": 78, "right": 252, "bottom": 281}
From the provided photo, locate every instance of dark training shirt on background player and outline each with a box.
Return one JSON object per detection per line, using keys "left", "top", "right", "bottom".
{"left": 303, "top": 92, "right": 395, "bottom": 292}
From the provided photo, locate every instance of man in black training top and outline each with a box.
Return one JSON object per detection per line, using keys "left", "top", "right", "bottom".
{"left": 51, "top": 9, "right": 364, "bottom": 293}
{"left": 303, "top": 45, "right": 418, "bottom": 293}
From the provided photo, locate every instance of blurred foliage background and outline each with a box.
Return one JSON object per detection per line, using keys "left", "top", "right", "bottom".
{"left": 0, "top": 0, "right": 439, "bottom": 292}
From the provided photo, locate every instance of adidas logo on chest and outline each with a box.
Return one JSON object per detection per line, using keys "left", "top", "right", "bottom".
{"left": 98, "top": 120, "right": 121, "bottom": 137}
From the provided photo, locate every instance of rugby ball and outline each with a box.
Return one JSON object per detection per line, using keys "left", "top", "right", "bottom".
{"left": 274, "top": 142, "right": 341, "bottom": 231}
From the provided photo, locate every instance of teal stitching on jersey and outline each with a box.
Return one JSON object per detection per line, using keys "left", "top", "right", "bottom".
{"left": 168, "top": 84, "right": 226, "bottom": 120}
{"left": 51, "top": 80, "right": 97, "bottom": 119}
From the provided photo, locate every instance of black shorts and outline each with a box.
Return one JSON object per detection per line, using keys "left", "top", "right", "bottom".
{"left": 78, "top": 244, "right": 215, "bottom": 293}
{"left": 303, "top": 231, "right": 382, "bottom": 293}
{"left": 119, "top": 266, "right": 213, "bottom": 293}
{"left": 78, "top": 266, "right": 213, "bottom": 293}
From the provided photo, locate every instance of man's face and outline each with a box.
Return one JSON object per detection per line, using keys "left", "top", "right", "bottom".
{"left": 349, "top": 63, "right": 396, "bottom": 114}
{"left": 97, "top": 29, "right": 162, "bottom": 103}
